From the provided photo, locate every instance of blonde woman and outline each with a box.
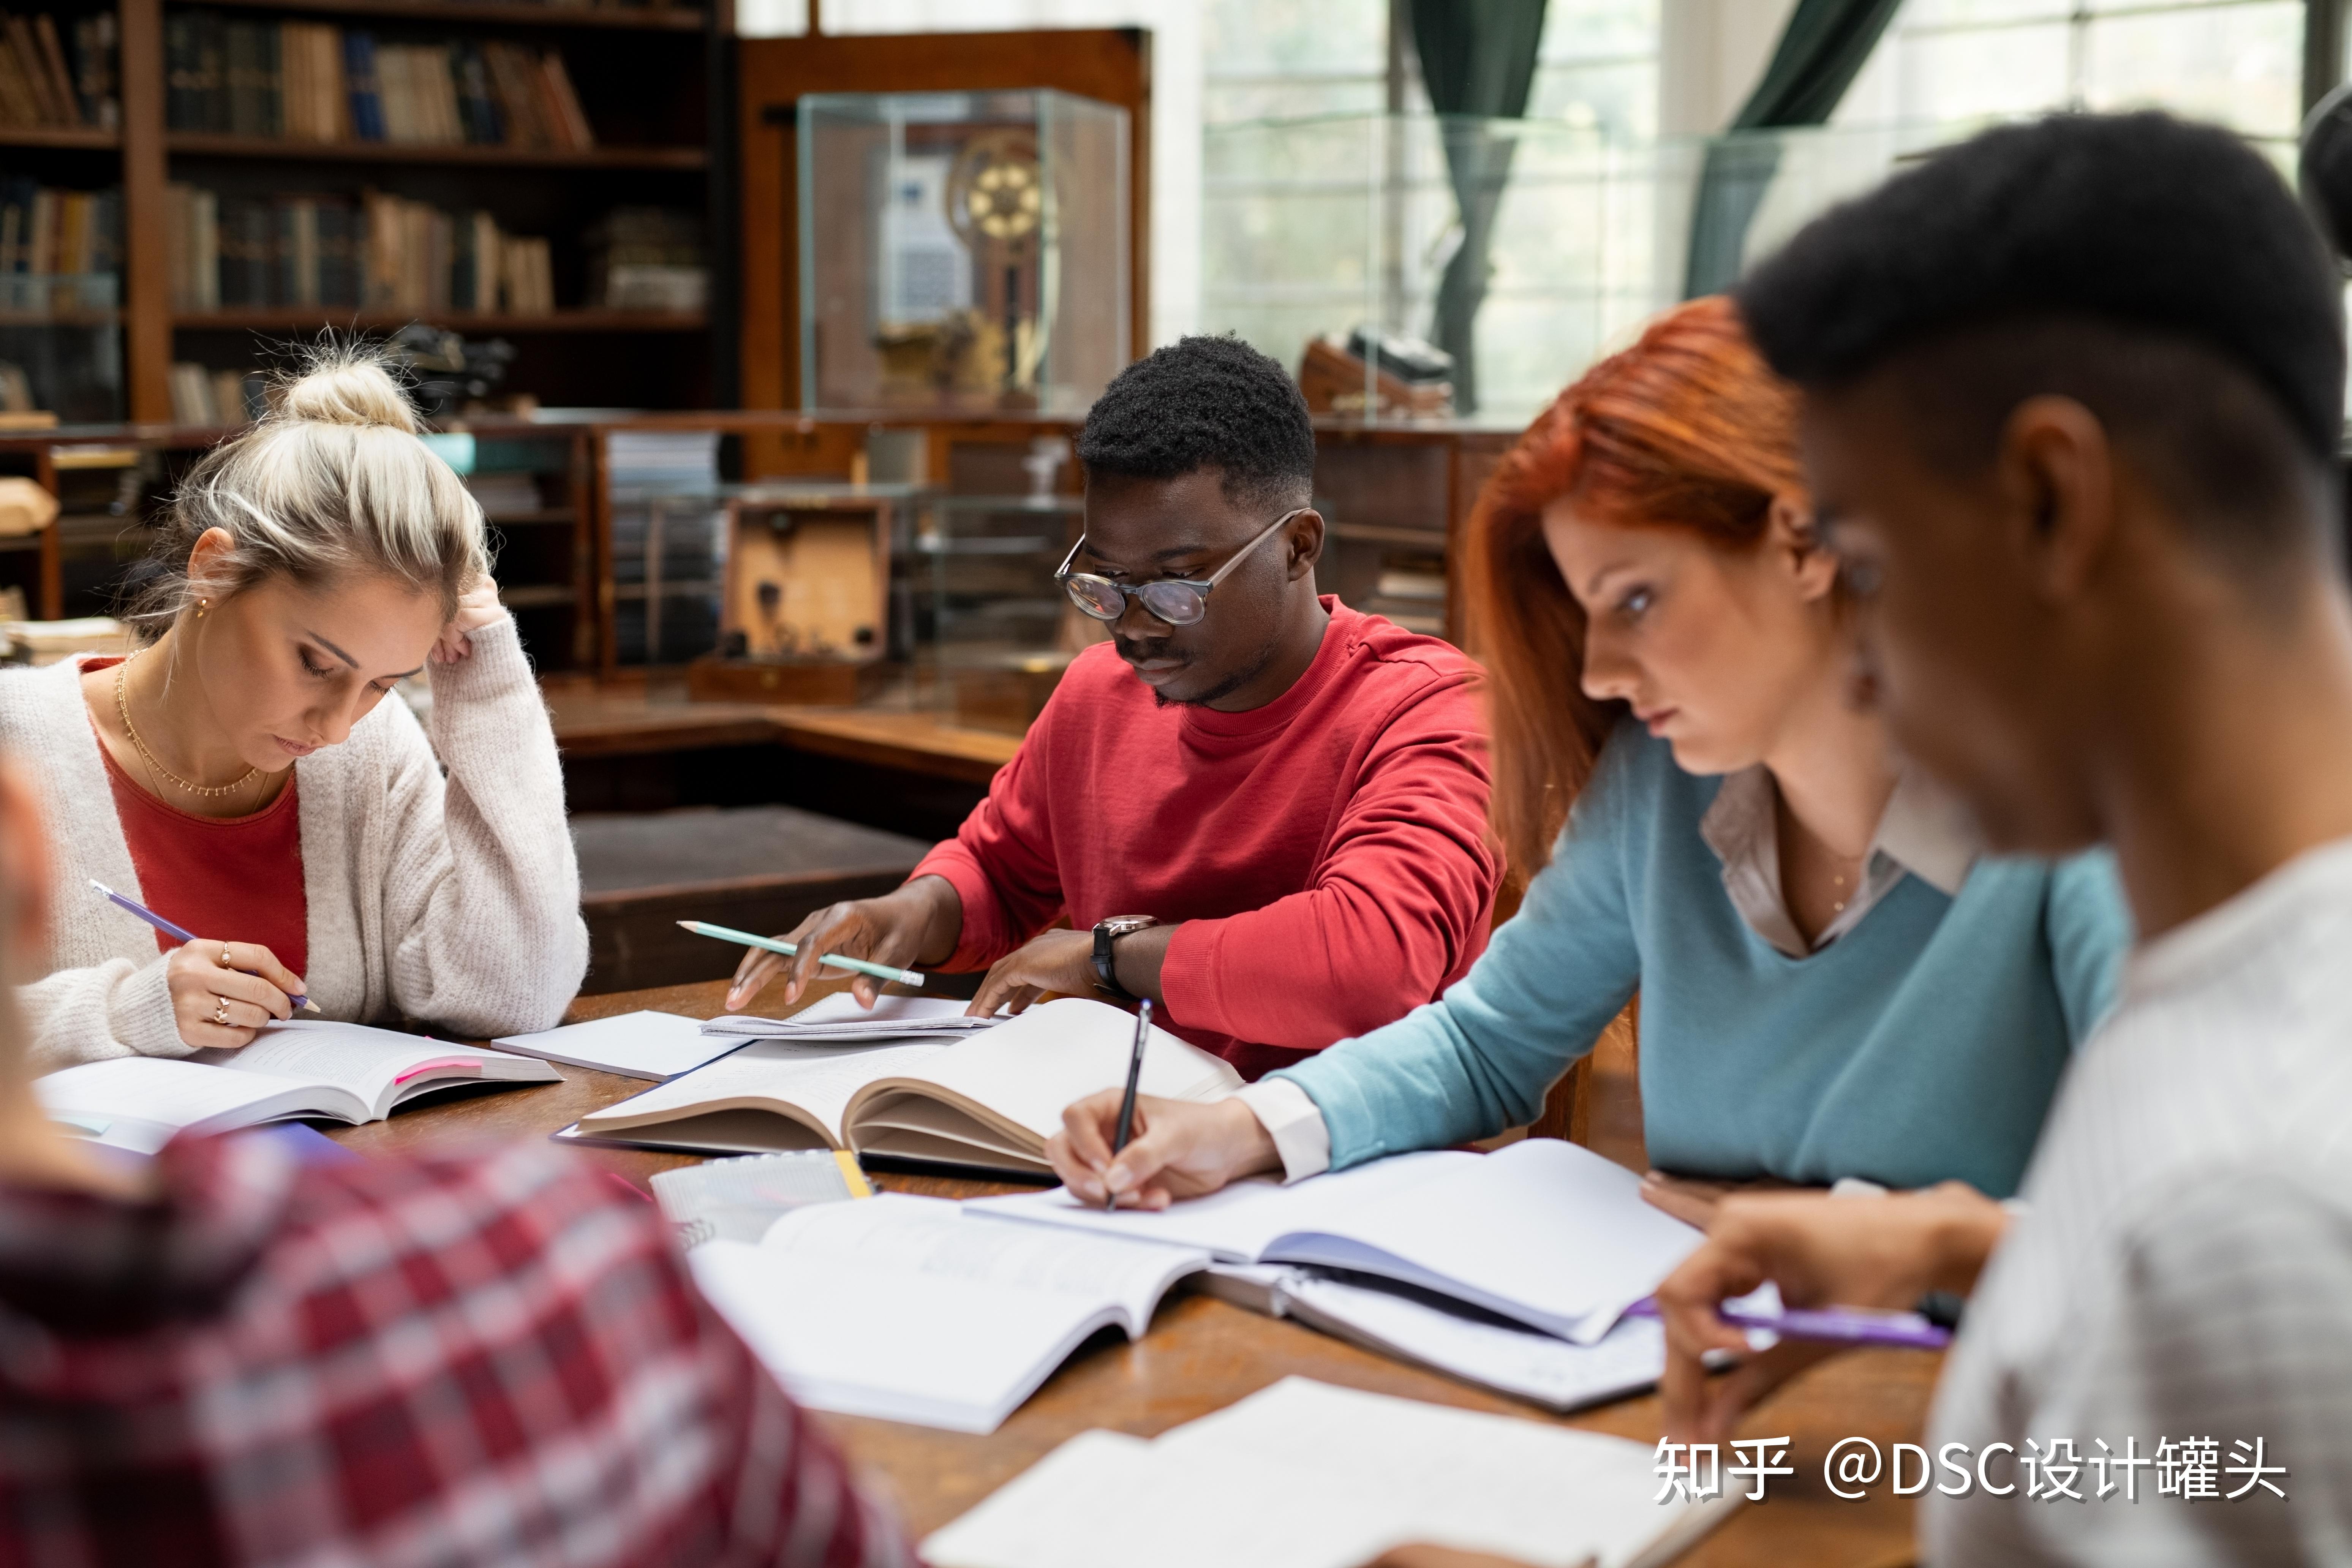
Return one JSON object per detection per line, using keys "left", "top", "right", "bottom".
{"left": 0, "top": 347, "right": 585, "bottom": 1067}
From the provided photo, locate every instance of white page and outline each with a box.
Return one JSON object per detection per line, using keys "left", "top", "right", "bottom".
{"left": 971, "top": 1140, "right": 1699, "bottom": 1345}
{"left": 689, "top": 1195, "right": 1208, "bottom": 1432}
{"left": 196, "top": 1020, "right": 553, "bottom": 1115}
{"left": 1279, "top": 1274, "right": 1668, "bottom": 1412}
{"left": 964, "top": 1150, "right": 1476, "bottom": 1260}
{"left": 898, "top": 997, "right": 1242, "bottom": 1142}
{"left": 35, "top": 1057, "right": 341, "bottom": 1153}
{"left": 702, "top": 993, "right": 990, "bottom": 1039}
{"left": 922, "top": 1375, "right": 1731, "bottom": 1568}
{"left": 1266, "top": 1139, "right": 1701, "bottom": 1344}
{"left": 580, "top": 1037, "right": 953, "bottom": 1144}
{"left": 495, "top": 1010, "right": 737, "bottom": 1081}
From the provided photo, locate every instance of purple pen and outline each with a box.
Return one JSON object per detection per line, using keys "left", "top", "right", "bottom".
{"left": 90, "top": 878, "right": 318, "bottom": 1013}
{"left": 1623, "top": 1295, "right": 1954, "bottom": 1351}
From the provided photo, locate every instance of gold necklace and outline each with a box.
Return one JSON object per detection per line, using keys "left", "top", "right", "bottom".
{"left": 115, "top": 650, "right": 261, "bottom": 799}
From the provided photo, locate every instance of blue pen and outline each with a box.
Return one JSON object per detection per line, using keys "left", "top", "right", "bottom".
{"left": 89, "top": 878, "right": 318, "bottom": 1013}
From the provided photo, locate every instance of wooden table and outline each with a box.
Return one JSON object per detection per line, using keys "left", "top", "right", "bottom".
{"left": 330, "top": 980, "right": 1934, "bottom": 1568}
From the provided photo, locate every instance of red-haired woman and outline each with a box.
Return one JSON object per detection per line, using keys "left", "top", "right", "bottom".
{"left": 1047, "top": 296, "right": 2130, "bottom": 1212}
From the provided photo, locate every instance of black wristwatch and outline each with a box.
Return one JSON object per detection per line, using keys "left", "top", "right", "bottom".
{"left": 1091, "top": 915, "right": 1159, "bottom": 1002}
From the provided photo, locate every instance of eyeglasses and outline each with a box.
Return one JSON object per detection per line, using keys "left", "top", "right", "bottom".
{"left": 1055, "top": 508, "right": 1309, "bottom": 627}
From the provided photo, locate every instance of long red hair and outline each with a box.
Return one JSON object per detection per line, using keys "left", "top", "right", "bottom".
{"left": 1463, "top": 296, "right": 1807, "bottom": 873}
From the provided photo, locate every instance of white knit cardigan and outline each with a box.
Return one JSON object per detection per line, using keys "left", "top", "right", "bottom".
{"left": 0, "top": 616, "right": 587, "bottom": 1071}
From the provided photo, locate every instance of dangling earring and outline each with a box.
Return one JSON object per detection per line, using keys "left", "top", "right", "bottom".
{"left": 196, "top": 597, "right": 208, "bottom": 620}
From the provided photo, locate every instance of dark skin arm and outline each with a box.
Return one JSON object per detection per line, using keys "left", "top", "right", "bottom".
{"left": 725, "top": 874, "right": 963, "bottom": 1011}
{"left": 966, "top": 920, "right": 1179, "bottom": 1017}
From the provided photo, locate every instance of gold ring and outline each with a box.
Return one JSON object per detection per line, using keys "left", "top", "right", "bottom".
{"left": 218, "top": 942, "right": 231, "bottom": 967}
{"left": 211, "top": 996, "right": 231, "bottom": 1027}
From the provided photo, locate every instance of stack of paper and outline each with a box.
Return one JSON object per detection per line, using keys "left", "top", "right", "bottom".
{"left": 921, "top": 1376, "right": 1740, "bottom": 1568}
{"left": 701, "top": 992, "right": 998, "bottom": 1042}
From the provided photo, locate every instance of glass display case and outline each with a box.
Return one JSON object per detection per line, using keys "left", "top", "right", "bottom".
{"left": 913, "top": 491, "right": 1088, "bottom": 733}
{"left": 798, "top": 89, "right": 1131, "bottom": 417}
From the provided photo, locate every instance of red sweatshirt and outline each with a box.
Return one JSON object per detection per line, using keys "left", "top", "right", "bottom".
{"left": 913, "top": 599, "right": 1501, "bottom": 1080}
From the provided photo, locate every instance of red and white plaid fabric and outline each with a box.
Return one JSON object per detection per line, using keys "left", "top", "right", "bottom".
{"left": 0, "top": 1133, "right": 910, "bottom": 1568}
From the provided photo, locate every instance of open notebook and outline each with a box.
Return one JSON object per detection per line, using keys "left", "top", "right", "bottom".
{"left": 689, "top": 1193, "right": 1210, "bottom": 1433}
{"left": 567, "top": 997, "right": 1242, "bottom": 1177}
{"left": 921, "top": 1376, "right": 1741, "bottom": 1568}
{"left": 1198, "top": 1265, "right": 1675, "bottom": 1414}
{"left": 35, "top": 1020, "right": 561, "bottom": 1154}
{"left": 966, "top": 1137, "right": 1703, "bottom": 1344}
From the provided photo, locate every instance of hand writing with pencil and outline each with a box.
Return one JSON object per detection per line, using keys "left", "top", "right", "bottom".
{"left": 1046, "top": 1092, "right": 1278, "bottom": 1209}
{"left": 166, "top": 937, "right": 305, "bottom": 1048}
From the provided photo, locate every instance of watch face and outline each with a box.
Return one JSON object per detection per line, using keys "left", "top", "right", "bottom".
{"left": 1101, "top": 915, "right": 1156, "bottom": 936}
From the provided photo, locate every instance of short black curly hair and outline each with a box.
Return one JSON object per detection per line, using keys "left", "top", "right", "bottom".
{"left": 1075, "top": 335, "right": 1317, "bottom": 510}
{"left": 1736, "top": 112, "right": 2345, "bottom": 580}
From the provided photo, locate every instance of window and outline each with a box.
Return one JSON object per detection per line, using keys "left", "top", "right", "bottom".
{"left": 1837, "top": 0, "right": 2306, "bottom": 145}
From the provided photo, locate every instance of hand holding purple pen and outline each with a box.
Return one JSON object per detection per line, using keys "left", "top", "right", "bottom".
{"left": 90, "top": 879, "right": 320, "bottom": 1020}
{"left": 1624, "top": 1289, "right": 1960, "bottom": 1351}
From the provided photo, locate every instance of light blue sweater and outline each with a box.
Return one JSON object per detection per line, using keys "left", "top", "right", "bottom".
{"left": 1271, "top": 723, "right": 2131, "bottom": 1198}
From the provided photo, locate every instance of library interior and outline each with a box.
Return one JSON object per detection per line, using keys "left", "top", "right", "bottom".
{"left": 6, "top": 2, "right": 2352, "bottom": 1565}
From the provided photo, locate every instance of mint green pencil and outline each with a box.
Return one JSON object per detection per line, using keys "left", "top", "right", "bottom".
{"left": 676, "top": 920, "right": 926, "bottom": 988}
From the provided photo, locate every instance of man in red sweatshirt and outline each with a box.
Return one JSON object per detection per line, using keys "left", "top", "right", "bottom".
{"left": 725, "top": 335, "right": 1501, "bottom": 1080}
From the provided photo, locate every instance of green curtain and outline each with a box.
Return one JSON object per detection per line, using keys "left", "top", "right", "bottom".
{"left": 1410, "top": 0, "right": 1549, "bottom": 414}
{"left": 1681, "top": 0, "right": 1902, "bottom": 299}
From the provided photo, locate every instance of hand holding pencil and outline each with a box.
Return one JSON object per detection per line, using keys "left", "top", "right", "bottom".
{"left": 90, "top": 882, "right": 317, "bottom": 1049}
{"left": 716, "top": 877, "right": 961, "bottom": 1012}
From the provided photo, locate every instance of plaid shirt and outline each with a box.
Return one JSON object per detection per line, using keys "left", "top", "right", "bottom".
{"left": 0, "top": 1133, "right": 910, "bottom": 1568}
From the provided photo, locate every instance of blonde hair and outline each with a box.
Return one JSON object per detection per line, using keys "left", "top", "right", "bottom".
{"left": 129, "top": 341, "right": 489, "bottom": 635}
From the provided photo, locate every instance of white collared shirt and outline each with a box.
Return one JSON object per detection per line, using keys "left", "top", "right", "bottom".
{"left": 1699, "top": 763, "right": 1979, "bottom": 959}
{"left": 1236, "top": 762, "right": 1983, "bottom": 1181}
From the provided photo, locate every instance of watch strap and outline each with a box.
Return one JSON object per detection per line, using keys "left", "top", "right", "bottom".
{"left": 1092, "top": 921, "right": 1136, "bottom": 1002}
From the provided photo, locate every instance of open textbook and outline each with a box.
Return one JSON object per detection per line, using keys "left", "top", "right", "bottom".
{"left": 921, "top": 1376, "right": 1741, "bottom": 1568}
{"left": 567, "top": 996, "right": 1242, "bottom": 1176}
{"left": 689, "top": 1193, "right": 1211, "bottom": 1432}
{"left": 966, "top": 1137, "right": 1703, "bottom": 1344}
{"left": 35, "top": 1020, "right": 561, "bottom": 1154}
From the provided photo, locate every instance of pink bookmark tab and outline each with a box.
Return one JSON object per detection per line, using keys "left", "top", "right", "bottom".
{"left": 394, "top": 1056, "right": 483, "bottom": 1085}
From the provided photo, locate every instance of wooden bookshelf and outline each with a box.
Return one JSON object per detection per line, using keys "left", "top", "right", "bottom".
{"left": 166, "top": 132, "right": 707, "bottom": 167}
{"left": 0, "top": 125, "right": 123, "bottom": 149}
{"left": 17, "top": 0, "right": 730, "bottom": 423}
{"left": 175, "top": 307, "right": 705, "bottom": 330}
{"left": 189, "top": 0, "right": 706, "bottom": 30}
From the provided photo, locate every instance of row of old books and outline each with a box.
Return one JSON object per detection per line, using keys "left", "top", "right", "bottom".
{"left": 166, "top": 184, "right": 555, "bottom": 315}
{"left": 0, "top": 9, "right": 115, "bottom": 129}
{"left": 167, "top": 363, "right": 259, "bottom": 427}
{"left": 0, "top": 180, "right": 121, "bottom": 278}
{"left": 165, "top": 12, "right": 594, "bottom": 149}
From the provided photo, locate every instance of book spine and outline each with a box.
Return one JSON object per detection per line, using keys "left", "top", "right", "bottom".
{"left": 197, "top": 10, "right": 227, "bottom": 134}
{"left": 0, "top": 28, "right": 42, "bottom": 128}
{"left": 2, "top": 16, "right": 59, "bottom": 125}
{"left": 537, "top": 49, "right": 594, "bottom": 151}
{"left": 76, "top": 13, "right": 119, "bottom": 130}
{"left": 259, "top": 19, "right": 281, "bottom": 139}
{"left": 342, "top": 32, "right": 381, "bottom": 142}
{"left": 192, "top": 187, "right": 218, "bottom": 309}
{"left": 33, "top": 14, "right": 81, "bottom": 128}
{"left": 163, "top": 12, "right": 193, "bottom": 131}
{"left": 454, "top": 43, "right": 500, "bottom": 145}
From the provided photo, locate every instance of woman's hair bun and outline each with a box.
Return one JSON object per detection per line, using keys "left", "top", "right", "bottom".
{"left": 276, "top": 345, "right": 422, "bottom": 433}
